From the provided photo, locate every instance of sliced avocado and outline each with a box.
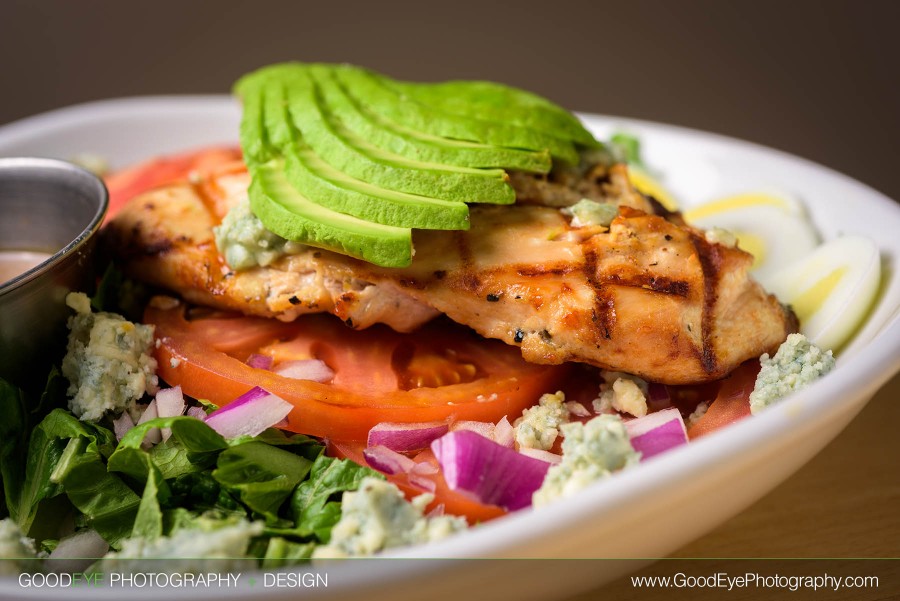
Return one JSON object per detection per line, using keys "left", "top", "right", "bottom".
{"left": 237, "top": 85, "right": 271, "bottom": 166}
{"left": 334, "top": 65, "right": 581, "bottom": 165}
{"left": 232, "top": 62, "right": 598, "bottom": 269}
{"left": 310, "top": 66, "right": 551, "bottom": 173}
{"left": 284, "top": 151, "right": 470, "bottom": 229}
{"left": 233, "top": 62, "right": 307, "bottom": 98}
{"left": 249, "top": 160, "right": 412, "bottom": 268}
{"left": 261, "top": 83, "right": 471, "bottom": 230}
{"left": 237, "top": 63, "right": 554, "bottom": 172}
{"left": 279, "top": 72, "right": 516, "bottom": 204}
{"left": 387, "top": 78, "right": 599, "bottom": 148}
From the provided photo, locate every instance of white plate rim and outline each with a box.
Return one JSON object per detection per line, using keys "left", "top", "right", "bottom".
{"left": 1, "top": 96, "right": 899, "bottom": 600}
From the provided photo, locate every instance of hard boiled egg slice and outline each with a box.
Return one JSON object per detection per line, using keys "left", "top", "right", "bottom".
{"left": 765, "top": 235, "right": 881, "bottom": 352}
{"left": 683, "top": 192, "right": 820, "bottom": 286}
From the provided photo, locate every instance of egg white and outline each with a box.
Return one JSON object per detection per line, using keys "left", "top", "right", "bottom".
{"left": 683, "top": 192, "right": 820, "bottom": 286}
{"left": 765, "top": 235, "right": 881, "bottom": 352}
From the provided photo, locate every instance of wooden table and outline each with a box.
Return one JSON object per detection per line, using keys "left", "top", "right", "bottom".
{"left": 572, "top": 372, "right": 900, "bottom": 600}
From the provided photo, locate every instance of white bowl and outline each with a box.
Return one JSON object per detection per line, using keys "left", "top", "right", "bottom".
{"left": 1, "top": 97, "right": 898, "bottom": 601}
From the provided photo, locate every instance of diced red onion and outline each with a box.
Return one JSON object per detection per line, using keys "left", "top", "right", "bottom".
{"left": 212, "top": 386, "right": 268, "bottom": 410}
{"left": 48, "top": 530, "right": 109, "bottom": 574}
{"left": 136, "top": 399, "right": 160, "bottom": 448}
{"left": 408, "top": 461, "right": 439, "bottom": 492}
{"left": 113, "top": 411, "right": 135, "bottom": 442}
{"left": 492, "top": 416, "right": 515, "bottom": 447}
{"left": 519, "top": 447, "right": 563, "bottom": 464}
{"left": 274, "top": 359, "right": 334, "bottom": 383}
{"left": 137, "top": 399, "right": 158, "bottom": 423}
{"left": 363, "top": 446, "right": 439, "bottom": 493}
{"left": 426, "top": 503, "right": 446, "bottom": 518}
{"left": 204, "top": 386, "right": 293, "bottom": 439}
{"left": 363, "top": 445, "right": 416, "bottom": 475}
{"left": 625, "top": 407, "right": 688, "bottom": 460}
{"left": 447, "top": 418, "right": 517, "bottom": 450}
{"left": 647, "top": 382, "right": 673, "bottom": 411}
{"left": 156, "top": 386, "right": 185, "bottom": 417}
{"left": 451, "top": 420, "right": 494, "bottom": 439}
{"left": 156, "top": 386, "right": 186, "bottom": 441}
{"left": 368, "top": 421, "right": 450, "bottom": 453}
{"left": 410, "top": 462, "right": 438, "bottom": 476}
{"left": 565, "top": 401, "right": 592, "bottom": 418}
{"left": 431, "top": 430, "right": 551, "bottom": 511}
{"left": 408, "top": 471, "right": 437, "bottom": 493}
{"left": 246, "top": 353, "right": 274, "bottom": 370}
{"left": 186, "top": 405, "right": 207, "bottom": 421}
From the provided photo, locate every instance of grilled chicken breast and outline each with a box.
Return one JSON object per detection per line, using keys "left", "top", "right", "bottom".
{"left": 104, "top": 159, "right": 796, "bottom": 384}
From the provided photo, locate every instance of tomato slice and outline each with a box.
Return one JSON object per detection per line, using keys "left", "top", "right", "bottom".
{"left": 104, "top": 146, "right": 243, "bottom": 221}
{"left": 327, "top": 439, "right": 507, "bottom": 524}
{"left": 687, "top": 360, "right": 758, "bottom": 439}
{"left": 146, "top": 300, "right": 571, "bottom": 441}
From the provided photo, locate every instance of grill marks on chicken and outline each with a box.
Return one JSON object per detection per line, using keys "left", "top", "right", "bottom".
{"left": 105, "top": 174, "right": 441, "bottom": 333}
{"left": 104, "top": 165, "right": 796, "bottom": 385}
{"left": 350, "top": 205, "right": 795, "bottom": 383}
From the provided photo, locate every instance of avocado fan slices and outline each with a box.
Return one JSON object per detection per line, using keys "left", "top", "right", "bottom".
{"left": 234, "top": 62, "right": 601, "bottom": 268}
{"left": 384, "top": 78, "right": 599, "bottom": 148}
{"left": 283, "top": 71, "right": 516, "bottom": 205}
{"left": 238, "top": 63, "right": 553, "bottom": 173}
{"left": 261, "top": 82, "right": 471, "bottom": 230}
{"left": 241, "top": 84, "right": 414, "bottom": 266}
{"left": 333, "top": 66, "right": 582, "bottom": 165}
{"left": 309, "top": 64, "right": 552, "bottom": 173}
{"left": 250, "top": 161, "right": 413, "bottom": 268}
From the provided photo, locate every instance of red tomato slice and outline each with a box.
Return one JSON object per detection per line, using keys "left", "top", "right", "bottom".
{"left": 687, "top": 360, "right": 759, "bottom": 439}
{"left": 327, "top": 439, "right": 507, "bottom": 525}
{"left": 146, "top": 300, "right": 571, "bottom": 442}
{"left": 104, "top": 146, "right": 242, "bottom": 221}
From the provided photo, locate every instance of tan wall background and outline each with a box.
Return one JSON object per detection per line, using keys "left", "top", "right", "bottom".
{"left": 2, "top": 0, "right": 898, "bottom": 201}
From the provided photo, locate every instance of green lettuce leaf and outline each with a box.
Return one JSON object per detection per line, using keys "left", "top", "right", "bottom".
{"left": 212, "top": 442, "right": 313, "bottom": 522}
{"left": 288, "top": 456, "right": 382, "bottom": 542}
{"left": 161, "top": 507, "right": 198, "bottom": 535}
{"left": 108, "top": 416, "right": 227, "bottom": 484}
{"left": 107, "top": 416, "right": 231, "bottom": 540}
{"left": 29, "top": 366, "right": 68, "bottom": 423}
{"left": 168, "top": 471, "right": 243, "bottom": 514}
{"left": 1, "top": 368, "right": 69, "bottom": 525}
{"left": 261, "top": 536, "right": 315, "bottom": 568}
{"left": 15, "top": 409, "right": 120, "bottom": 536}
{"left": 233, "top": 428, "right": 322, "bottom": 461}
{"left": 0, "top": 378, "right": 27, "bottom": 521}
{"left": 147, "top": 438, "right": 213, "bottom": 480}
{"left": 131, "top": 464, "right": 167, "bottom": 539}
{"left": 43, "top": 411, "right": 141, "bottom": 546}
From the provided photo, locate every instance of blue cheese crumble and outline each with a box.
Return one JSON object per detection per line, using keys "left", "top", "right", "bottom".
{"left": 592, "top": 371, "right": 649, "bottom": 417}
{"left": 533, "top": 414, "right": 640, "bottom": 507}
{"left": 214, "top": 198, "right": 305, "bottom": 270}
{"left": 61, "top": 292, "right": 158, "bottom": 422}
{"left": 101, "top": 517, "right": 263, "bottom": 574}
{"left": 312, "top": 478, "right": 466, "bottom": 558}
{"left": 748, "top": 333, "right": 835, "bottom": 414}
{"left": 514, "top": 391, "right": 571, "bottom": 451}
{"left": 0, "top": 519, "right": 38, "bottom": 576}
{"left": 563, "top": 198, "right": 619, "bottom": 228}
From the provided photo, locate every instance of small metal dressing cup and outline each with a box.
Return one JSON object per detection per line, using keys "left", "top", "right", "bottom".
{"left": 0, "top": 157, "right": 108, "bottom": 395}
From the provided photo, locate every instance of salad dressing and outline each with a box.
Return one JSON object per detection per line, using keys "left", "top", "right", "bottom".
{"left": 0, "top": 250, "right": 53, "bottom": 285}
